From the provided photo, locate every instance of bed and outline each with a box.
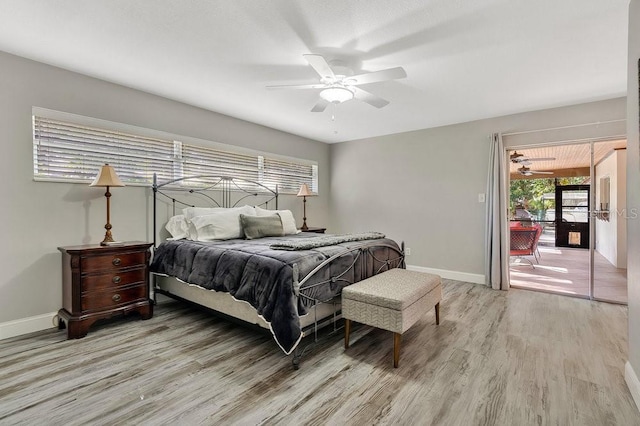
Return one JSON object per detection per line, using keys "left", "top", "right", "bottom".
{"left": 150, "top": 174, "right": 405, "bottom": 367}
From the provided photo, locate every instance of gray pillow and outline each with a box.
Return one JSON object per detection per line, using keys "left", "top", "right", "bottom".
{"left": 240, "top": 213, "right": 284, "bottom": 239}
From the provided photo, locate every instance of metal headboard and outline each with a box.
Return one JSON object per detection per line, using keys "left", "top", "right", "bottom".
{"left": 152, "top": 173, "right": 278, "bottom": 247}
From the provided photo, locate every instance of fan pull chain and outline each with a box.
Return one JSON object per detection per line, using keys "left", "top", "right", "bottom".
{"left": 331, "top": 103, "right": 338, "bottom": 134}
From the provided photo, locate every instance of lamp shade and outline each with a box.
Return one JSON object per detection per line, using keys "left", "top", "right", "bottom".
{"left": 90, "top": 164, "right": 125, "bottom": 187}
{"left": 296, "top": 183, "right": 314, "bottom": 197}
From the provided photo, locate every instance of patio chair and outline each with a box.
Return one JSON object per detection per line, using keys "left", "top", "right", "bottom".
{"left": 532, "top": 224, "right": 543, "bottom": 262}
{"left": 510, "top": 227, "right": 538, "bottom": 268}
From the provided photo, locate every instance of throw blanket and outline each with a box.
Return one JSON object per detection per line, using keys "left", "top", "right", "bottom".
{"left": 270, "top": 232, "right": 386, "bottom": 251}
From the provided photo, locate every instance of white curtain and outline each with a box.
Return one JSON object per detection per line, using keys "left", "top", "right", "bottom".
{"left": 485, "top": 133, "right": 510, "bottom": 290}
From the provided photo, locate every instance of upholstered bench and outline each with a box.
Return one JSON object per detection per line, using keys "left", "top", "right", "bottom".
{"left": 342, "top": 268, "right": 442, "bottom": 367}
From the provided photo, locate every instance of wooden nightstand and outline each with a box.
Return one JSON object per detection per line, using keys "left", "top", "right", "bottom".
{"left": 300, "top": 227, "right": 326, "bottom": 234}
{"left": 57, "top": 241, "right": 153, "bottom": 339}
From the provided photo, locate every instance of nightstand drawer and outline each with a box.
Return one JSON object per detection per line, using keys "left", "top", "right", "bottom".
{"left": 81, "top": 251, "right": 146, "bottom": 272}
{"left": 81, "top": 284, "right": 147, "bottom": 312}
{"left": 82, "top": 268, "right": 146, "bottom": 292}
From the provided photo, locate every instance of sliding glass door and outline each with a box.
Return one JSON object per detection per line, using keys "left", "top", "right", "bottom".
{"left": 507, "top": 139, "right": 628, "bottom": 304}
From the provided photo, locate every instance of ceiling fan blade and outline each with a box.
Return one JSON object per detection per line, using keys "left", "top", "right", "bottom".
{"left": 347, "top": 67, "right": 407, "bottom": 85}
{"left": 311, "top": 98, "right": 329, "bottom": 112}
{"left": 266, "top": 83, "right": 327, "bottom": 90}
{"left": 512, "top": 156, "right": 556, "bottom": 163}
{"left": 525, "top": 157, "right": 556, "bottom": 162}
{"left": 352, "top": 87, "right": 389, "bottom": 108}
{"left": 530, "top": 171, "right": 554, "bottom": 174}
{"left": 303, "top": 54, "right": 336, "bottom": 81}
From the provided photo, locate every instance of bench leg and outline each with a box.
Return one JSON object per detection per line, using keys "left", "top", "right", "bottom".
{"left": 393, "top": 333, "right": 402, "bottom": 368}
{"left": 344, "top": 319, "right": 351, "bottom": 349}
{"left": 435, "top": 302, "right": 440, "bottom": 325}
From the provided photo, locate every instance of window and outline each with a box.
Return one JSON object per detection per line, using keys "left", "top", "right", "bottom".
{"left": 33, "top": 116, "right": 176, "bottom": 184}
{"left": 181, "top": 142, "right": 259, "bottom": 183}
{"left": 33, "top": 111, "right": 318, "bottom": 194}
{"left": 262, "top": 156, "right": 318, "bottom": 194}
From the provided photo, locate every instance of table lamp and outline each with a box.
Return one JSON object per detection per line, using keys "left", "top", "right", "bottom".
{"left": 90, "top": 164, "right": 125, "bottom": 245}
{"left": 296, "top": 183, "right": 315, "bottom": 231}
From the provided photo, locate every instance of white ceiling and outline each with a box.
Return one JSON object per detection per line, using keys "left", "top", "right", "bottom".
{"left": 0, "top": 1, "right": 629, "bottom": 143}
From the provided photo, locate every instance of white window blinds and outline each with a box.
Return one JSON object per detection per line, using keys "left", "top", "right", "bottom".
{"left": 33, "top": 117, "right": 176, "bottom": 184}
{"left": 182, "top": 143, "right": 259, "bottom": 183}
{"left": 262, "top": 157, "right": 318, "bottom": 194}
{"left": 32, "top": 114, "right": 318, "bottom": 194}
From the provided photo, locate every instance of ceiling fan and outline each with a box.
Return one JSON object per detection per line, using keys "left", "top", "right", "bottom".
{"left": 517, "top": 166, "right": 553, "bottom": 176}
{"left": 266, "top": 54, "right": 407, "bottom": 112}
{"left": 510, "top": 151, "right": 556, "bottom": 165}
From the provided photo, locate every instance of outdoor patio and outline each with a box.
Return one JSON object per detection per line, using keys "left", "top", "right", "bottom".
{"left": 510, "top": 228, "right": 628, "bottom": 304}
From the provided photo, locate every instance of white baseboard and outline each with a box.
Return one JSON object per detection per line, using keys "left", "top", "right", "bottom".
{"left": 0, "top": 312, "right": 58, "bottom": 340}
{"left": 0, "top": 268, "right": 484, "bottom": 340}
{"left": 626, "top": 361, "right": 640, "bottom": 411}
{"left": 406, "top": 264, "right": 486, "bottom": 284}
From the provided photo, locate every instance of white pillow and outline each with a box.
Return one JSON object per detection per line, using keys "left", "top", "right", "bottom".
{"left": 165, "top": 214, "right": 189, "bottom": 240}
{"left": 186, "top": 205, "right": 257, "bottom": 241}
{"left": 182, "top": 205, "right": 256, "bottom": 221}
{"left": 255, "top": 206, "right": 298, "bottom": 235}
{"left": 189, "top": 209, "right": 247, "bottom": 241}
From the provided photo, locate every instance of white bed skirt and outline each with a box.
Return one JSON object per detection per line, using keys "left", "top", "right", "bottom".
{"left": 154, "top": 275, "right": 340, "bottom": 333}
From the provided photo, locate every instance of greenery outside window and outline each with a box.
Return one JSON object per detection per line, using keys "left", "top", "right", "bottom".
{"left": 510, "top": 177, "right": 588, "bottom": 220}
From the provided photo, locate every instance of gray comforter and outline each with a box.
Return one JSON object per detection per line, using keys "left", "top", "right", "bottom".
{"left": 150, "top": 233, "right": 402, "bottom": 354}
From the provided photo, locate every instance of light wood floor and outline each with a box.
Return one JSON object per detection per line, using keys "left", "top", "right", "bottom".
{"left": 510, "top": 230, "right": 628, "bottom": 304}
{"left": 1, "top": 280, "right": 638, "bottom": 425}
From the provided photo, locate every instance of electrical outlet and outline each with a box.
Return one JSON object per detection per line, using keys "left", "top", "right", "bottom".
{"left": 478, "top": 193, "right": 486, "bottom": 203}
{"left": 405, "top": 247, "right": 411, "bottom": 256}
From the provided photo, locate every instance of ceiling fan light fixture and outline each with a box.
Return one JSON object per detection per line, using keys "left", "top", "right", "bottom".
{"left": 319, "top": 87, "right": 353, "bottom": 103}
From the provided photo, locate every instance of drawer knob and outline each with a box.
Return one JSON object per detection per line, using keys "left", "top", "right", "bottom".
{"left": 112, "top": 257, "right": 121, "bottom": 266}
{"left": 112, "top": 294, "right": 122, "bottom": 302}
{"left": 112, "top": 275, "right": 121, "bottom": 284}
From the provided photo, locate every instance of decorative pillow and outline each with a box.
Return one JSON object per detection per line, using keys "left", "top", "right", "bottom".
{"left": 164, "top": 214, "right": 189, "bottom": 240}
{"left": 189, "top": 209, "right": 249, "bottom": 241}
{"left": 240, "top": 214, "right": 284, "bottom": 240}
{"left": 182, "top": 205, "right": 256, "bottom": 221}
{"left": 255, "top": 206, "right": 298, "bottom": 235}
{"left": 182, "top": 206, "right": 224, "bottom": 221}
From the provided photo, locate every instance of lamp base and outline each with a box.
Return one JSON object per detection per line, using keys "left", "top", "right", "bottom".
{"left": 101, "top": 241, "right": 125, "bottom": 246}
{"left": 100, "top": 228, "right": 115, "bottom": 246}
{"left": 300, "top": 196, "right": 309, "bottom": 232}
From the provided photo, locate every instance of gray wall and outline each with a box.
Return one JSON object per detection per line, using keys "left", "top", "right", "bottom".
{"left": 0, "top": 51, "right": 330, "bottom": 324}
{"left": 595, "top": 149, "right": 627, "bottom": 268}
{"left": 330, "top": 98, "right": 626, "bottom": 278}
{"left": 627, "top": 0, "right": 640, "bottom": 392}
